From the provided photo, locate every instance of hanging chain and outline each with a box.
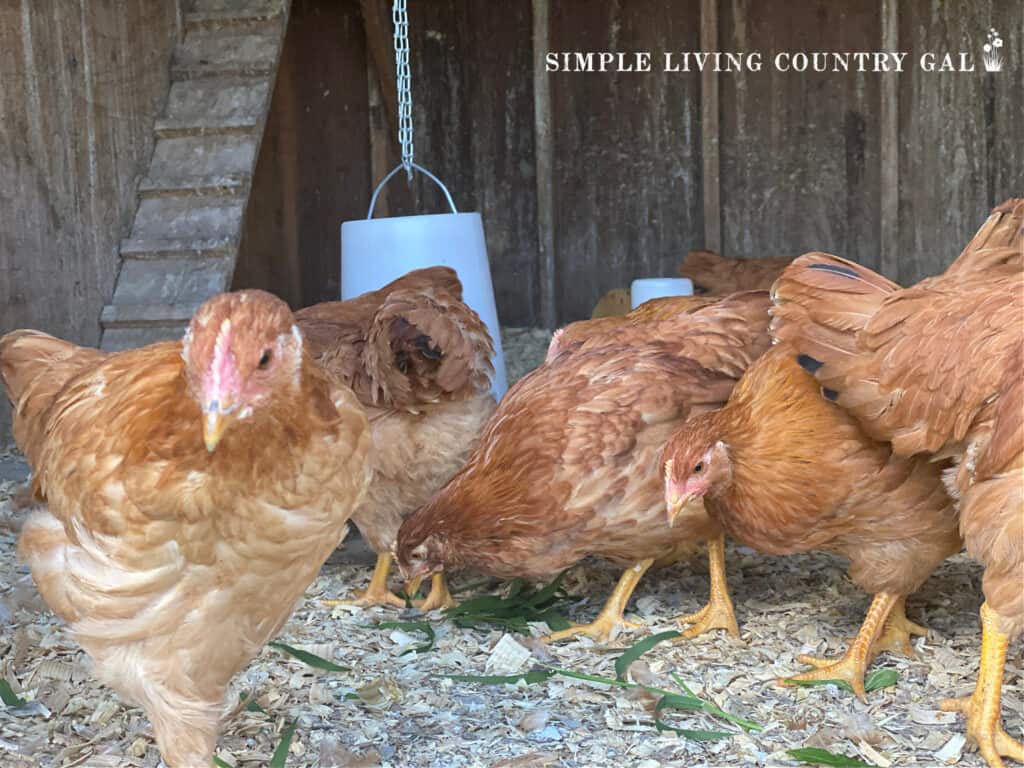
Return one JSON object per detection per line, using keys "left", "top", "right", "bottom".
{"left": 392, "top": 0, "right": 414, "bottom": 179}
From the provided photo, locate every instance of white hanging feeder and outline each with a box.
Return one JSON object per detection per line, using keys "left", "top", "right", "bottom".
{"left": 340, "top": 0, "right": 507, "bottom": 398}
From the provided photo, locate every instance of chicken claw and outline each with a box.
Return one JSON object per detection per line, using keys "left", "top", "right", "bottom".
{"left": 544, "top": 559, "right": 653, "bottom": 644}
{"left": 324, "top": 553, "right": 407, "bottom": 609}
{"left": 870, "top": 596, "right": 929, "bottom": 659}
{"left": 940, "top": 603, "right": 1024, "bottom": 768}
{"left": 676, "top": 534, "right": 740, "bottom": 639}
{"left": 414, "top": 574, "right": 457, "bottom": 612}
{"left": 779, "top": 591, "right": 899, "bottom": 702}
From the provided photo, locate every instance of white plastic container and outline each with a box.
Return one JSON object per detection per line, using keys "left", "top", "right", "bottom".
{"left": 630, "top": 277, "right": 694, "bottom": 309}
{"left": 341, "top": 163, "right": 508, "bottom": 398}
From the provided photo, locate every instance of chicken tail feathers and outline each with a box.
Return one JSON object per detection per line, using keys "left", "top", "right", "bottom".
{"left": 364, "top": 288, "right": 495, "bottom": 407}
{"left": 0, "top": 330, "right": 102, "bottom": 468}
{"left": 945, "top": 198, "right": 1024, "bottom": 277}
{"left": 770, "top": 252, "right": 899, "bottom": 394}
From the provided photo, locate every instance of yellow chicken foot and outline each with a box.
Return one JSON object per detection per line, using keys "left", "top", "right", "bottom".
{"left": 414, "top": 573, "right": 457, "bottom": 611}
{"left": 676, "top": 533, "right": 740, "bottom": 639}
{"left": 779, "top": 591, "right": 899, "bottom": 702}
{"left": 940, "top": 603, "right": 1024, "bottom": 768}
{"left": 322, "top": 552, "right": 406, "bottom": 609}
{"left": 870, "top": 596, "right": 929, "bottom": 659}
{"left": 544, "top": 559, "right": 653, "bottom": 643}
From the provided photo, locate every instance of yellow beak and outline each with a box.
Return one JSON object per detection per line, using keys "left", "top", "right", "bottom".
{"left": 666, "top": 494, "right": 694, "bottom": 527}
{"left": 203, "top": 407, "right": 234, "bottom": 452}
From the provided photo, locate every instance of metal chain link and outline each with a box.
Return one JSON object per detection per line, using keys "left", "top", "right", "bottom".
{"left": 392, "top": 0, "right": 414, "bottom": 179}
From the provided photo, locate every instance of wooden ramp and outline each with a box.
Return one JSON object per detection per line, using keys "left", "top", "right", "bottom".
{"left": 100, "top": 0, "right": 289, "bottom": 351}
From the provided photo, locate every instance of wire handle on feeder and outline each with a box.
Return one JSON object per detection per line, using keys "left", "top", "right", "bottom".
{"left": 393, "top": 0, "right": 414, "bottom": 179}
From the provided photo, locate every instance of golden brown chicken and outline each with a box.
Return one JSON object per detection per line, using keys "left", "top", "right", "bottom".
{"left": 296, "top": 267, "right": 496, "bottom": 610}
{"left": 547, "top": 295, "right": 716, "bottom": 363}
{"left": 770, "top": 200, "right": 1023, "bottom": 767}
{"left": 1, "top": 291, "right": 371, "bottom": 768}
{"left": 679, "top": 249, "right": 793, "bottom": 295}
{"left": 590, "top": 288, "right": 632, "bottom": 318}
{"left": 395, "top": 292, "right": 772, "bottom": 642}
{"left": 662, "top": 346, "right": 960, "bottom": 699}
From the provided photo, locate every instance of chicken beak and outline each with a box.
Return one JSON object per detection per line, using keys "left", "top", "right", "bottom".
{"left": 666, "top": 494, "right": 694, "bottom": 528}
{"left": 202, "top": 402, "right": 235, "bottom": 452}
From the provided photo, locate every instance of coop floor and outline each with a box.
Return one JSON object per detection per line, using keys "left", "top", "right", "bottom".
{"left": 0, "top": 330, "right": 1020, "bottom": 768}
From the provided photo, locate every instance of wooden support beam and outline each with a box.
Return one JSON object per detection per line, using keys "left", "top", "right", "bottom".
{"left": 879, "top": 0, "right": 900, "bottom": 280}
{"left": 700, "top": 0, "right": 722, "bottom": 253}
{"left": 367, "top": 51, "right": 391, "bottom": 217}
{"left": 359, "top": 0, "right": 398, "bottom": 136}
{"left": 532, "top": 0, "right": 556, "bottom": 329}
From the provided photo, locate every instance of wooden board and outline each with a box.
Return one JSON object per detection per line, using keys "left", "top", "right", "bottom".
{"left": 548, "top": 0, "right": 703, "bottom": 325}
{"left": 898, "top": 0, "right": 1024, "bottom": 284}
{"left": 397, "top": 0, "right": 539, "bottom": 326}
{"left": 0, "top": 0, "right": 179, "bottom": 442}
{"left": 718, "top": 0, "right": 883, "bottom": 272}
{"left": 234, "top": 0, "right": 372, "bottom": 308}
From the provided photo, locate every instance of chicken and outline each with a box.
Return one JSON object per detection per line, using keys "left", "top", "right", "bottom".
{"left": 591, "top": 288, "right": 631, "bottom": 318}
{"left": 547, "top": 295, "right": 716, "bottom": 362}
{"left": 296, "top": 267, "right": 496, "bottom": 610}
{"left": 679, "top": 249, "right": 793, "bottom": 295}
{"left": 1, "top": 291, "right": 371, "bottom": 767}
{"left": 662, "top": 346, "right": 960, "bottom": 699}
{"left": 769, "top": 199, "right": 1024, "bottom": 767}
{"left": 395, "top": 291, "right": 772, "bottom": 642}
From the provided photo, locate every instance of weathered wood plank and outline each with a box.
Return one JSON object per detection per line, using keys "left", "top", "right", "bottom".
{"left": 549, "top": 0, "right": 703, "bottom": 324}
{"left": 718, "top": 0, "right": 882, "bottom": 271}
{"left": 879, "top": 0, "right": 900, "bottom": 279}
{"left": 402, "top": 0, "right": 539, "bottom": 326}
{"left": 0, "top": 0, "right": 180, "bottom": 442}
{"left": 234, "top": 0, "right": 371, "bottom": 307}
{"left": 701, "top": 0, "right": 722, "bottom": 253}
{"left": 533, "top": 0, "right": 556, "bottom": 330}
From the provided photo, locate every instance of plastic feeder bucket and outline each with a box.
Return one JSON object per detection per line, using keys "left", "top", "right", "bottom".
{"left": 341, "top": 163, "right": 508, "bottom": 398}
{"left": 630, "top": 277, "right": 694, "bottom": 309}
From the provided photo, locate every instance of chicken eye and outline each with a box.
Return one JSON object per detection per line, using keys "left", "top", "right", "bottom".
{"left": 693, "top": 462, "right": 704, "bottom": 473}
{"left": 258, "top": 350, "right": 272, "bottom": 369}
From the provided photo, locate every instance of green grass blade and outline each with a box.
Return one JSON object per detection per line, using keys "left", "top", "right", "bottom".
{"left": 444, "top": 669, "right": 555, "bottom": 685}
{"left": 654, "top": 692, "right": 705, "bottom": 712}
{"left": 213, "top": 757, "right": 235, "bottom": 768}
{"left": 670, "top": 673, "right": 762, "bottom": 731}
{"left": 539, "top": 664, "right": 633, "bottom": 689}
{"left": 523, "top": 570, "right": 570, "bottom": 608}
{"left": 0, "top": 679, "right": 25, "bottom": 708}
{"left": 865, "top": 668, "right": 899, "bottom": 692}
{"left": 614, "top": 630, "right": 681, "bottom": 681}
{"left": 268, "top": 642, "right": 349, "bottom": 672}
{"left": 377, "top": 620, "right": 436, "bottom": 655}
{"left": 654, "top": 721, "right": 733, "bottom": 740}
{"left": 238, "top": 690, "right": 265, "bottom": 713}
{"left": 782, "top": 668, "right": 898, "bottom": 696}
{"left": 269, "top": 721, "right": 297, "bottom": 768}
{"left": 787, "top": 747, "right": 878, "bottom": 767}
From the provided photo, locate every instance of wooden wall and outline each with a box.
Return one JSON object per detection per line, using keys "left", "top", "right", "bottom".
{"left": 238, "top": 0, "right": 1021, "bottom": 329}
{"left": 0, "top": 0, "right": 181, "bottom": 443}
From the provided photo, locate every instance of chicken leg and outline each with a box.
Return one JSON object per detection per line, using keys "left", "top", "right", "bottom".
{"left": 544, "top": 559, "right": 654, "bottom": 643}
{"left": 414, "top": 573, "right": 457, "bottom": 611}
{"left": 870, "top": 596, "right": 929, "bottom": 659}
{"left": 779, "top": 591, "right": 899, "bottom": 702}
{"left": 324, "top": 552, "right": 406, "bottom": 609}
{"left": 676, "top": 533, "right": 740, "bottom": 639}
{"left": 940, "top": 602, "right": 1024, "bottom": 768}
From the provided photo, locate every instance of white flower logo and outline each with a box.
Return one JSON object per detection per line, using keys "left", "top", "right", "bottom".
{"left": 983, "top": 28, "right": 1004, "bottom": 72}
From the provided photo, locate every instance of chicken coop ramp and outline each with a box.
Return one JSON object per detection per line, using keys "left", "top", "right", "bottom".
{"left": 100, "top": 0, "right": 290, "bottom": 352}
